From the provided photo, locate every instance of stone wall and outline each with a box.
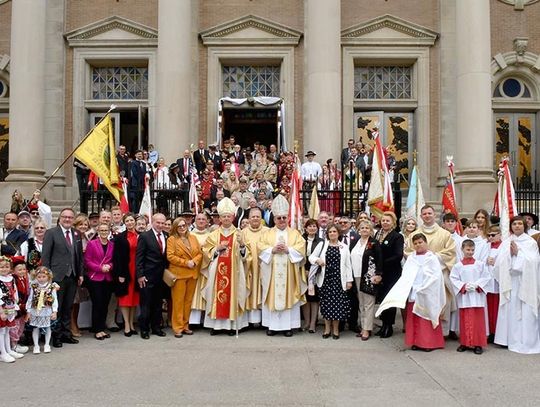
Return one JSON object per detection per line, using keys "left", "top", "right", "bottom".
{"left": 0, "top": 1, "right": 11, "bottom": 56}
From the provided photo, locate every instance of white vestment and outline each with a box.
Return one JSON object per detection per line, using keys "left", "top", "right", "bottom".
{"left": 376, "top": 251, "right": 446, "bottom": 328}
{"left": 493, "top": 233, "right": 540, "bottom": 354}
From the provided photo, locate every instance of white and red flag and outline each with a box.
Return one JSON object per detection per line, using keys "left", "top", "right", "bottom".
{"left": 441, "top": 156, "right": 462, "bottom": 235}
{"left": 367, "top": 129, "right": 394, "bottom": 219}
{"left": 288, "top": 152, "right": 303, "bottom": 231}
{"left": 119, "top": 177, "right": 130, "bottom": 214}
{"left": 189, "top": 167, "right": 200, "bottom": 215}
{"left": 493, "top": 157, "right": 517, "bottom": 239}
{"left": 138, "top": 174, "right": 153, "bottom": 224}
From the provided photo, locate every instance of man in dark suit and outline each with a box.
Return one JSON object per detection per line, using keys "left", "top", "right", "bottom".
{"left": 210, "top": 178, "right": 231, "bottom": 202}
{"left": 176, "top": 149, "right": 194, "bottom": 184}
{"left": 340, "top": 139, "right": 355, "bottom": 168}
{"left": 193, "top": 139, "right": 210, "bottom": 174}
{"left": 232, "top": 144, "right": 245, "bottom": 165}
{"left": 128, "top": 149, "right": 147, "bottom": 213}
{"left": 208, "top": 145, "right": 222, "bottom": 170}
{"left": 116, "top": 145, "right": 129, "bottom": 178}
{"left": 1, "top": 212, "right": 28, "bottom": 255}
{"left": 136, "top": 213, "right": 168, "bottom": 339}
{"left": 339, "top": 216, "right": 360, "bottom": 333}
{"left": 41, "top": 208, "right": 84, "bottom": 347}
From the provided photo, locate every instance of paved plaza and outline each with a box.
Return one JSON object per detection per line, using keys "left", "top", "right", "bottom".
{"left": 4, "top": 323, "right": 540, "bottom": 406}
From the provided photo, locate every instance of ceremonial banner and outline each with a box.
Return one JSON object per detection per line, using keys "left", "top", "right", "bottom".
{"left": 442, "top": 156, "right": 462, "bottom": 234}
{"left": 406, "top": 165, "right": 425, "bottom": 225}
{"left": 494, "top": 157, "right": 517, "bottom": 239}
{"left": 308, "top": 184, "right": 320, "bottom": 220}
{"left": 214, "top": 234, "right": 234, "bottom": 319}
{"left": 288, "top": 153, "right": 303, "bottom": 230}
{"left": 119, "top": 177, "right": 130, "bottom": 213}
{"left": 138, "top": 174, "right": 152, "bottom": 222}
{"left": 74, "top": 114, "right": 122, "bottom": 202}
{"left": 367, "top": 130, "right": 394, "bottom": 219}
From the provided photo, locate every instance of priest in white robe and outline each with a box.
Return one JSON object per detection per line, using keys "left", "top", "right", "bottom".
{"left": 493, "top": 216, "right": 540, "bottom": 354}
{"left": 258, "top": 195, "right": 307, "bottom": 336}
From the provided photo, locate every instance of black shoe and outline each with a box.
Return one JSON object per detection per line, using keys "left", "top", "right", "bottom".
{"left": 227, "top": 330, "right": 236, "bottom": 336}
{"left": 456, "top": 345, "right": 468, "bottom": 352}
{"left": 374, "top": 325, "right": 385, "bottom": 336}
{"left": 448, "top": 331, "right": 459, "bottom": 340}
{"left": 210, "top": 329, "right": 220, "bottom": 336}
{"left": 52, "top": 337, "right": 63, "bottom": 348}
{"left": 322, "top": 332, "right": 331, "bottom": 339}
{"left": 380, "top": 325, "right": 393, "bottom": 338}
{"left": 308, "top": 329, "right": 315, "bottom": 334}
{"left": 141, "top": 331, "right": 150, "bottom": 340}
{"left": 124, "top": 331, "right": 133, "bottom": 337}
{"left": 487, "top": 334, "right": 495, "bottom": 344}
{"left": 61, "top": 336, "right": 79, "bottom": 344}
{"left": 152, "top": 330, "right": 166, "bottom": 337}
{"left": 332, "top": 334, "right": 340, "bottom": 340}
{"left": 130, "top": 330, "right": 138, "bottom": 335}
{"left": 108, "top": 326, "right": 121, "bottom": 333}
{"left": 283, "top": 330, "right": 293, "bottom": 337}
{"left": 411, "top": 345, "right": 419, "bottom": 351}
{"left": 266, "top": 330, "right": 276, "bottom": 336}
{"left": 474, "top": 346, "right": 483, "bottom": 355}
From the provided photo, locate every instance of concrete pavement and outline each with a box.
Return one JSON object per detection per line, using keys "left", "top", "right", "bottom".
{"left": 3, "top": 326, "right": 540, "bottom": 406}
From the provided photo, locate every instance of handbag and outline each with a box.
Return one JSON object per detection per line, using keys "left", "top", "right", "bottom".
{"left": 360, "top": 256, "right": 378, "bottom": 296}
{"left": 162, "top": 268, "right": 177, "bottom": 287}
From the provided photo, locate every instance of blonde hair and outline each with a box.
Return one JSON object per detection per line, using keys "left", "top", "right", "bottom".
{"left": 170, "top": 217, "right": 190, "bottom": 238}
{"left": 32, "top": 266, "right": 53, "bottom": 282}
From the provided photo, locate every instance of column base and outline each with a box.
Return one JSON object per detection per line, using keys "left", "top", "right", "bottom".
{"left": 5, "top": 167, "right": 47, "bottom": 183}
{"left": 454, "top": 168, "right": 495, "bottom": 184}
{"left": 454, "top": 182, "right": 497, "bottom": 218}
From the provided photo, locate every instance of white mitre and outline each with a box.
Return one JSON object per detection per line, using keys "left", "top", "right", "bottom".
{"left": 271, "top": 194, "right": 289, "bottom": 217}
{"left": 217, "top": 197, "right": 236, "bottom": 215}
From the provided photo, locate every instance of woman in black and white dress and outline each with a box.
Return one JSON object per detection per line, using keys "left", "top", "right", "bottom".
{"left": 302, "top": 219, "right": 323, "bottom": 333}
{"left": 309, "top": 224, "right": 353, "bottom": 340}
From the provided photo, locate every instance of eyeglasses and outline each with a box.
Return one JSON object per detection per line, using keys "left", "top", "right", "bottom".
{"left": 31, "top": 212, "right": 39, "bottom": 216}
{"left": 275, "top": 216, "right": 287, "bottom": 220}
{"left": 34, "top": 227, "right": 46, "bottom": 230}
{"left": 488, "top": 233, "right": 499, "bottom": 237}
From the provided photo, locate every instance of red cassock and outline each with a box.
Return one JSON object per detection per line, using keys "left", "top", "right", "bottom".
{"left": 459, "top": 307, "right": 487, "bottom": 347}
{"left": 486, "top": 293, "right": 499, "bottom": 335}
{"left": 405, "top": 301, "right": 445, "bottom": 350}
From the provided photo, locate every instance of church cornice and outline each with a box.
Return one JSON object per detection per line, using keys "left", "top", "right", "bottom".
{"left": 341, "top": 14, "right": 438, "bottom": 46}
{"left": 65, "top": 15, "right": 157, "bottom": 48}
{"left": 200, "top": 15, "right": 302, "bottom": 46}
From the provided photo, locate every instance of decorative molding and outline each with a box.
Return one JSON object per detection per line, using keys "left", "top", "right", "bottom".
{"left": 200, "top": 15, "right": 302, "bottom": 46}
{"left": 0, "top": 54, "right": 10, "bottom": 73}
{"left": 341, "top": 14, "right": 438, "bottom": 46}
{"left": 491, "top": 50, "right": 540, "bottom": 74}
{"left": 0, "top": 0, "right": 10, "bottom": 5}
{"left": 497, "top": 0, "right": 540, "bottom": 10}
{"left": 513, "top": 37, "right": 528, "bottom": 57}
{"left": 65, "top": 15, "right": 157, "bottom": 47}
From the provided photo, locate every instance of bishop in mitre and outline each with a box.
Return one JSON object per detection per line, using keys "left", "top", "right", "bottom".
{"left": 258, "top": 195, "right": 307, "bottom": 336}
{"left": 202, "top": 197, "right": 249, "bottom": 334}
{"left": 241, "top": 207, "right": 268, "bottom": 324}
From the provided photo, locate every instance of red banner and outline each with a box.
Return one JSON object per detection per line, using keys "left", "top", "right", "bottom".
{"left": 214, "top": 234, "right": 234, "bottom": 319}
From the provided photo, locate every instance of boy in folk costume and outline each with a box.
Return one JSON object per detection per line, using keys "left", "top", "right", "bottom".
{"left": 485, "top": 225, "right": 502, "bottom": 343}
{"left": 9, "top": 256, "right": 30, "bottom": 355}
{"left": 376, "top": 233, "right": 446, "bottom": 351}
{"left": 450, "top": 240, "right": 491, "bottom": 354}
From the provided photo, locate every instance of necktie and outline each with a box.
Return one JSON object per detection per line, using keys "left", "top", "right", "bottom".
{"left": 343, "top": 235, "right": 348, "bottom": 244}
{"left": 184, "top": 159, "right": 188, "bottom": 175}
{"left": 156, "top": 233, "right": 163, "bottom": 253}
{"left": 65, "top": 230, "right": 72, "bottom": 246}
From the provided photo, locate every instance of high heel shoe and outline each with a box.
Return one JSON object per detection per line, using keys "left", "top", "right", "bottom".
{"left": 332, "top": 334, "right": 340, "bottom": 340}
{"left": 124, "top": 331, "right": 132, "bottom": 337}
{"left": 322, "top": 332, "right": 331, "bottom": 339}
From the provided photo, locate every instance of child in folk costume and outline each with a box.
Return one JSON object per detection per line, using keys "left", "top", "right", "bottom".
{"left": 376, "top": 233, "right": 446, "bottom": 351}
{"left": 450, "top": 239, "right": 491, "bottom": 354}
{"left": 485, "top": 226, "right": 502, "bottom": 343}
{"left": 26, "top": 266, "right": 59, "bottom": 354}
{"left": 0, "top": 256, "right": 24, "bottom": 363}
{"left": 10, "top": 256, "right": 30, "bottom": 355}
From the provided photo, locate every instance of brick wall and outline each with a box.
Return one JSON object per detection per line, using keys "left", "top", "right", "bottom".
{"left": 65, "top": 0, "right": 158, "bottom": 31}
{"left": 0, "top": 1, "right": 11, "bottom": 56}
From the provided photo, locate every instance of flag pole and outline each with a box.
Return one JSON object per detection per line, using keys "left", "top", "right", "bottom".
{"left": 36, "top": 104, "right": 117, "bottom": 192}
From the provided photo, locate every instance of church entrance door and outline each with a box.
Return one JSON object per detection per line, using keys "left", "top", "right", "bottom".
{"left": 222, "top": 107, "right": 278, "bottom": 151}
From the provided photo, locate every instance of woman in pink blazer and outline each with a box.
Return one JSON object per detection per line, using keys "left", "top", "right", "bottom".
{"left": 84, "top": 223, "right": 115, "bottom": 340}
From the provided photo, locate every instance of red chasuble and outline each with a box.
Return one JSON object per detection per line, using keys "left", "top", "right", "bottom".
{"left": 215, "top": 234, "right": 234, "bottom": 319}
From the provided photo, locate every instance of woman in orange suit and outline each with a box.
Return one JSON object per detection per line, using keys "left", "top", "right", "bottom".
{"left": 167, "top": 217, "right": 203, "bottom": 338}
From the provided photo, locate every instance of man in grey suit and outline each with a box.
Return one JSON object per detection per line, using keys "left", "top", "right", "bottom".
{"left": 41, "top": 208, "right": 84, "bottom": 348}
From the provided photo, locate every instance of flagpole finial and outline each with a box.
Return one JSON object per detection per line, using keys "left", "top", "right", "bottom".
{"left": 108, "top": 104, "right": 117, "bottom": 113}
{"left": 413, "top": 150, "right": 417, "bottom": 166}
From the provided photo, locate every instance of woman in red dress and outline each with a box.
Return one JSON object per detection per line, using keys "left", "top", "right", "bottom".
{"left": 112, "top": 213, "right": 147, "bottom": 336}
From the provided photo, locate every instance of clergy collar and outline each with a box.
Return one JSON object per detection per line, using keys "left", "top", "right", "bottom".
{"left": 422, "top": 223, "right": 438, "bottom": 234}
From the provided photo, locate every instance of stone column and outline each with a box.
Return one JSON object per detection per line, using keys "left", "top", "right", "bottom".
{"left": 5, "top": 0, "right": 46, "bottom": 183}
{"left": 454, "top": 0, "right": 496, "bottom": 213}
{"left": 304, "top": 0, "right": 341, "bottom": 161}
{"left": 155, "top": 0, "right": 192, "bottom": 164}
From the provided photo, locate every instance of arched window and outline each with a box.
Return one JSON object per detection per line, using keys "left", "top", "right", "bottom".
{"left": 493, "top": 77, "right": 532, "bottom": 98}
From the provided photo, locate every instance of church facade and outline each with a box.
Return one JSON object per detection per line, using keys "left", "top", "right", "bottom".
{"left": 0, "top": 0, "right": 539, "bottom": 214}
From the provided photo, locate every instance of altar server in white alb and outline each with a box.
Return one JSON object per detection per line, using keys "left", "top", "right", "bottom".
{"left": 484, "top": 225, "right": 502, "bottom": 343}
{"left": 450, "top": 239, "right": 491, "bottom": 355}
{"left": 376, "top": 233, "right": 446, "bottom": 352}
{"left": 493, "top": 216, "right": 540, "bottom": 354}
{"left": 258, "top": 195, "right": 307, "bottom": 337}
{"left": 458, "top": 220, "right": 490, "bottom": 263}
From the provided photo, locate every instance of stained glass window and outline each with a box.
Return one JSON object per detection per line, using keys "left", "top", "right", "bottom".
{"left": 222, "top": 65, "right": 280, "bottom": 98}
{"left": 354, "top": 66, "right": 412, "bottom": 99}
{"left": 91, "top": 67, "right": 148, "bottom": 100}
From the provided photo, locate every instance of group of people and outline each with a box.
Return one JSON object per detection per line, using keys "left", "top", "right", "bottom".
{"left": 2, "top": 179, "right": 540, "bottom": 364}
{"left": 76, "top": 135, "right": 375, "bottom": 219}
